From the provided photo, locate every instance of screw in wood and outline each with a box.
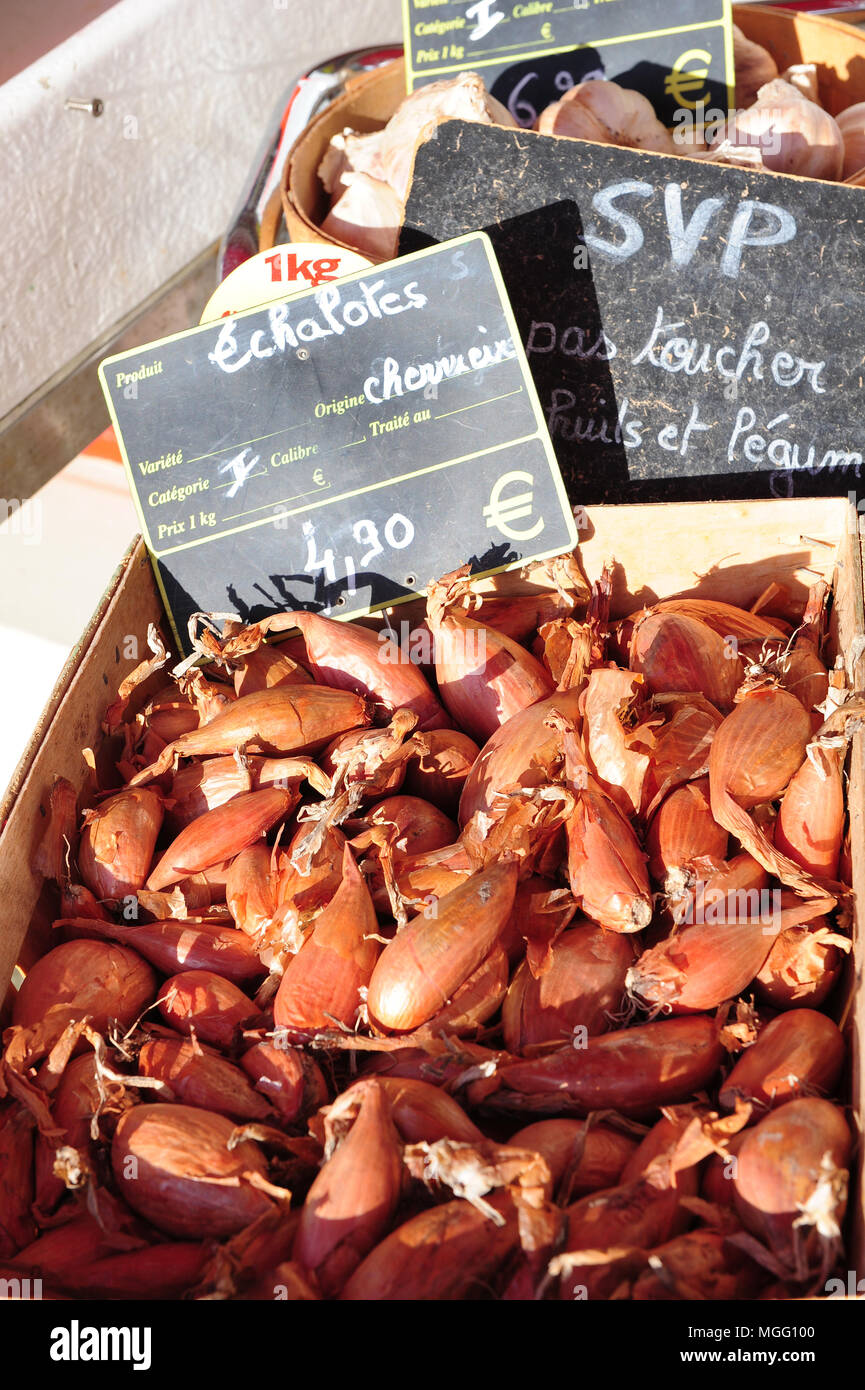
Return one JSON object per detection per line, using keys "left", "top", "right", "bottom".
{"left": 64, "top": 97, "right": 104, "bottom": 116}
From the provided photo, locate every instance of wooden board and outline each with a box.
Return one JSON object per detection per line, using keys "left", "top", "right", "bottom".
{"left": 402, "top": 120, "right": 865, "bottom": 504}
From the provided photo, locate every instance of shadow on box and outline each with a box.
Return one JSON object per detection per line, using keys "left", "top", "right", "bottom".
{"left": 159, "top": 546, "right": 521, "bottom": 641}
{"left": 400, "top": 199, "right": 861, "bottom": 507}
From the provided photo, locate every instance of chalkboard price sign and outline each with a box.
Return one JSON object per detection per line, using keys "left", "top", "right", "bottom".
{"left": 99, "top": 233, "right": 577, "bottom": 654}
{"left": 402, "top": 0, "right": 733, "bottom": 127}
{"left": 402, "top": 124, "right": 865, "bottom": 506}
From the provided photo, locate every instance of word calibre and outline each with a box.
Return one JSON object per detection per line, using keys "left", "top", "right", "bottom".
{"left": 208, "top": 280, "right": 427, "bottom": 374}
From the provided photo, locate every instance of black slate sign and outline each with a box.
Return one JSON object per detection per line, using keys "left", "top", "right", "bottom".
{"left": 402, "top": 0, "right": 732, "bottom": 127}
{"left": 99, "top": 233, "right": 576, "bottom": 654}
{"left": 401, "top": 123, "right": 865, "bottom": 505}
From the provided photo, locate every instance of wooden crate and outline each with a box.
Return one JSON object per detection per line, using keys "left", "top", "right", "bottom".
{"left": 280, "top": 5, "right": 865, "bottom": 255}
{"left": 1, "top": 495, "right": 863, "bottom": 1285}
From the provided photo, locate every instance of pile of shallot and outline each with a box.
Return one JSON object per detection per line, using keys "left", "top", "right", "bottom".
{"left": 0, "top": 551, "right": 858, "bottom": 1301}
{"left": 317, "top": 27, "right": 865, "bottom": 260}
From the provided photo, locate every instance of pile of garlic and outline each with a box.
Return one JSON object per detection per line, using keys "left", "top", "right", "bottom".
{"left": 314, "top": 25, "right": 865, "bottom": 260}
{"left": 316, "top": 72, "right": 516, "bottom": 260}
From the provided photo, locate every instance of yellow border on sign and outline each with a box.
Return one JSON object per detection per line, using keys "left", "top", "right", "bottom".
{"left": 98, "top": 231, "right": 578, "bottom": 650}
{"left": 722, "top": 0, "right": 735, "bottom": 114}
{"left": 402, "top": 0, "right": 733, "bottom": 101}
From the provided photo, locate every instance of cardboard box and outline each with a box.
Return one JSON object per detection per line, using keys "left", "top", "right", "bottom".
{"left": 1, "top": 496, "right": 863, "bottom": 1284}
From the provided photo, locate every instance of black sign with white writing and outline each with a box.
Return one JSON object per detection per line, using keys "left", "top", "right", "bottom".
{"left": 402, "top": 123, "right": 865, "bottom": 505}
{"left": 99, "top": 233, "right": 576, "bottom": 653}
{"left": 402, "top": 0, "right": 732, "bottom": 126}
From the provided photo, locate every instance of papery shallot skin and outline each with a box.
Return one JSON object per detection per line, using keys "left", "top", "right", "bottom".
{"left": 582, "top": 668, "right": 650, "bottom": 818}
{"left": 732, "top": 1098, "right": 851, "bottom": 1279}
{"left": 458, "top": 688, "right": 584, "bottom": 825}
{"left": 138, "top": 1036, "right": 277, "bottom": 1122}
{"left": 240, "top": 1041, "right": 328, "bottom": 1123}
{"left": 49, "top": 1242, "right": 210, "bottom": 1301}
{"left": 754, "top": 921, "right": 845, "bottom": 1010}
{"left": 428, "top": 606, "right": 554, "bottom": 743}
{"left": 509, "top": 1119, "right": 637, "bottom": 1198}
{"left": 54, "top": 917, "right": 265, "bottom": 986}
{"left": 645, "top": 777, "right": 727, "bottom": 884}
{"left": 403, "top": 730, "right": 480, "bottom": 815}
{"left": 566, "top": 781, "right": 653, "bottom": 933}
{"left": 555, "top": 1180, "right": 685, "bottom": 1301}
{"left": 630, "top": 1230, "right": 767, "bottom": 1301}
{"left": 351, "top": 795, "right": 457, "bottom": 861}
{"left": 719, "top": 1010, "right": 845, "bottom": 1113}
{"left": 286, "top": 609, "right": 449, "bottom": 731}
{"left": 111, "top": 1103, "right": 276, "bottom": 1239}
{"left": 370, "top": 1078, "right": 483, "bottom": 1145}
{"left": 273, "top": 844, "right": 380, "bottom": 1039}
{"left": 774, "top": 744, "right": 844, "bottom": 879}
{"left": 630, "top": 611, "right": 743, "bottom": 712}
{"left": 294, "top": 1081, "right": 403, "bottom": 1297}
{"left": 502, "top": 922, "right": 633, "bottom": 1055}
{"left": 367, "top": 860, "right": 518, "bottom": 1033}
{"left": 709, "top": 686, "right": 811, "bottom": 810}
{"left": 79, "top": 787, "right": 164, "bottom": 898}
{"left": 12, "top": 939, "right": 157, "bottom": 1033}
{"left": 476, "top": 1015, "right": 724, "bottom": 1117}
{"left": 340, "top": 1194, "right": 521, "bottom": 1301}
{"left": 156, "top": 970, "right": 263, "bottom": 1050}
{"left": 625, "top": 910, "right": 777, "bottom": 1015}
{"left": 146, "top": 786, "right": 295, "bottom": 891}
{"left": 130, "top": 685, "right": 373, "bottom": 784}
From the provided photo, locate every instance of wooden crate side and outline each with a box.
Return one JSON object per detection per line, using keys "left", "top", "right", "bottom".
{"left": 574, "top": 497, "right": 846, "bottom": 617}
{"left": 836, "top": 505, "right": 865, "bottom": 1279}
{"left": 735, "top": 5, "right": 865, "bottom": 116}
{"left": 0, "top": 541, "right": 163, "bottom": 1012}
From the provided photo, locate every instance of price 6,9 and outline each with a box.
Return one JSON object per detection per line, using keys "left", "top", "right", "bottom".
{"left": 500, "top": 54, "right": 605, "bottom": 128}
{"left": 301, "top": 512, "right": 416, "bottom": 611}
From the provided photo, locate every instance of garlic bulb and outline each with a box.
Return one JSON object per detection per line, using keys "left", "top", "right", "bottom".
{"left": 721, "top": 79, "right": 844, "bottom": 181}
{"left": 837, "top": 102, "right": 865, "bottom": 180}
{"left": 318, "top": 129, "right": 387, "bottom": 199}
{"left": 781, "top": 64, "right": 819, "bottom": 104}
{"left": 320, "top": 173, "right": 402, "bottom": 262}
{"left": 537, "top": 79, "right": 675, "bottom": 155}
{"left": 316, "top": 71, "right": 517, "bottom": 258}
{"left": 733, "top": 25, "right": 778, "bottom": 109}
{"left": 670, "top": 126, "right": 709, "bottom": 157}
{"left": 319, "top": 72, "right": 516, "bottom": 212}
{"left": 701, "top": 141, "right": 766, "bottom": 172}
{"left": 376, "top": 72, "right": 516, "bottom": 200}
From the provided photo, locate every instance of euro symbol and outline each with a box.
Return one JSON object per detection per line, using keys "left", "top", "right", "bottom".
{"left": 541, "top": 22, "right": 552, "bottom": 40}
{"left": 483, "top": 469, "right": 544, "bottom": 541}
{"left": 664, "top": 48, "right": 712, "bottom": 111}
{"left": 313, "top": 468, "right": 325, "bottom": 486}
